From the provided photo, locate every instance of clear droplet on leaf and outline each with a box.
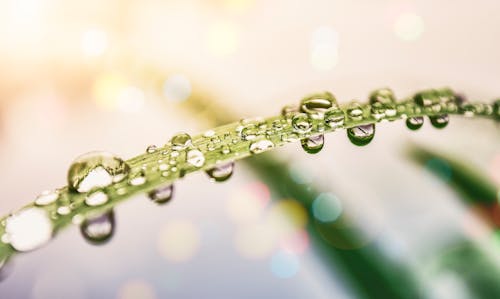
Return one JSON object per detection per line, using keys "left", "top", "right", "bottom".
{"left": 4, "top": 208, "right": 53, "bottom": 252}
{"left": 35, "top": 190, "right": 59, "bottom": 206}
{"left": 187, "top": 149, "right": 205, "bottom": 167}
{"left": 148, "top": 184, "right": 174, "bottom": 204}
{"left": 80, "top": 210, "right": 115, "bottom": 245}
{"left": 300, "top": 92, "right": 337, "bottom": 119}
{"left": 292, "top": 113, "right": 312, "bottom": 134}
{"left": 67, "top": 151, "right": 129, "bottom": 193}
{"left": 85, "top": 191, "right": 109, "bottom": 207}
{"left": 170, "top": 133, "right": 192, "bottom": 151}
{"left": 250, "top": 139, "right": 275, "bottom": 154}
{"left": 347, "top": 102, "right": 364, "bottom": 120}
{"left": 347, "top": 124, "right": 375, "bottom": 146}
{"left": 301, "top": 135, "right": 324, "bottom": 154}
{"left": 324, "top": 109, "right": 345, "bottom": 129}
{"left": 206, "top": 162, "right": 235, "bottom": 182}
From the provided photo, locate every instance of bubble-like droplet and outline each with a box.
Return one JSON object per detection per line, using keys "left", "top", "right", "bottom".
{"left": 292, "top": 113, "right": 312, "bottom": 134}
{"left": 347, "top": 103, "right": 364, "bottom": 120}
{"left": 67, "top": 151, "right": 129, "bottom": 193}
{"left": 146, "top": 145, "right": 158, "bottom": 154}
{"left": 300, "top": 93, "right": 336, "bottom": 119}
{"left": 250, "top": 139, "right": 275, "bottom": 154}
{"left": 324, "top": 108, "right": 345, "bottom": 129}
{"left": 35, "top": 190, "right": 59, "bottom": 206}
{"left": 170, "top": 133, "right": 192, "bottom": 151}
{"left": 406, "top": 116, "right": 424, "bottom": 130}
{"left": 187, "top": 149, "right": 205, "bottom": 167}
{"left": 148, "top": 184, "right": 174, "bottom": 204}
{"left": 80, "top": 210, "right": 115, "bottom": 245}
{"left": 4, "top": 208, "right": 53, "bottom": 252}
{"left": 241, "top": 124, "right": 258, "bottom": 141}
{"left": 369, "top": 88, "right": 396, "bottom": 105}
{"left": 301, "top": 135, "right": 324, "bottom": 154}
{"left": 129, "top": 170, "right": 146, "bottom": 186}
{"left": 206, "top": 162, "right": 235, "bottom": 182}
{"left": 347, "top": 124, "right": 375, "bottom": 146}
{"left": 429, "top": 114, "right": 449, "bottom": 129}
{"left": 281, "top": 105, "right": 299, "bottom": 118}
{"left": 85, "top": 191, "right": 108, "bottom": 207}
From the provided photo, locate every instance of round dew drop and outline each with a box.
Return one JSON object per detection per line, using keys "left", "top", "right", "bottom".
{"left": 292, "top": 113, "right": 312, "bottom": 134}
{"left": 301, "top": 135, "right": 324, "bottom": 154}
{"left": 324, "top": 109, "right": 345, "bottom": 129}
{"left": 187, "top": 149, "right": 205, "bottom": 168}
{"left": 300, "top": 93, "right": 336, "bottom": 119}
{"left": 85, "top": 191, "right": 109, "bottom": 207}
{"left": 148, "top": 184, "right": 174, "bottom": 204}
{"left": 249, "top": 139, "right": 275, "bottom": 154}
{"left": 206, "top": 162, "right": 235, "bottom": 182}
{"left": 170, "top": 133, "right": 192, "bottom": 151}
{"left": 347, "top": 124, "right": 375, "bottom": 146}
{"left": 67, "top": 151, "right": 130, "bottom": 193}
{"left": 429, "top": 114, "right": 449, "bottom": 129}
{"left": 35, "top": 190, "right": 59, "bottom": 206}
{"left": 4, "top": 208, "right": 53, "bottom": 252}
{"left": 406, "top": 116, "right": 424, "bottom": 130}
{"left": 80, "top": 210, "right": 115, "bottom": 245}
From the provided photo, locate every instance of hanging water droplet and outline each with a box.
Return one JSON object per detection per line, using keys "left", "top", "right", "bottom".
{"left": 146, "top": 145, "right": 158, "bottom": 154}
{"left": 249, "top": 139, "right": 275, "bottom": 154}
{"left": 170, "top": 133, "right": 192, "bottom": 151}
{"left": 241, "top": 124, "right": 258, "bottom": 141}
{"left": 85, "top": 191, "right": 108, "bottom": 207}
{"left": 429, "top": 114, "right": 449, "bottom": 129}
{"left": 80, "top": 210, "right": 115, "bottom": 245}
{"left": 35, "top": 190, "right": 59, "bottom": 206}
{"left": 324, "top": 108, "right": 345, "bottom": 129}
{"left": 206, "top": 162, "right": 235, "bottom": 182}
{"left": 406, "top": 117, "right": 424, "bottom": 130}
{"left": 67, "top": 151, "right": 130, "bottom": 193}
{"left": 301, "top": 134, "right": 324, "bottom": 154}
{"left": 187, "top": 149, "right": 205, "bottom": 167}
{"left": 4, "top": 208, "right": 53, "bottom": 252}
{"left": 292, "top": 113, "right": 312, "bottom": 134}
{"left": 347, "top": 103, "right": 364, "bottom": 120}
{"left": 148, "top": 184, "right": 174, "bottom": 204}
{"left": 300, "top": 92, "right": 336, "bottom": 119}
{"left": 347, "top": 124, "right": 375, "bottom": 146}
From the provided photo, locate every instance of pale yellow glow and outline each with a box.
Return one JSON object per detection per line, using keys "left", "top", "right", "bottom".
{"left": 157, "top": 220, "right": 200, "bottom": 262}
{"left": 394, "top": 13, "right": 425, "bottom": 42}
{"left": 206, "top": 21, "right": 239, "bottom": 56}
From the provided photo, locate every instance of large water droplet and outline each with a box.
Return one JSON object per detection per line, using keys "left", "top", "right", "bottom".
{"left": 35, "top": 190, "right": 59, "bottom": 206}
{"left": 148, "top": 184, "right": 174, "bottom": 204}
{"left": 4, "top": 208, "right": 53, "bottom": 252}
{"left": 67, "top": 151, "right": 129, "bottom": 193}
{"left": 292, "top": 113, "right": 312, "bottom": 134}
{"left": 206, "top": 162, "right": 235, "bottom": 182}
{"left": 85, "top": 191, "right": 109, "bottom": 207}
{"left": 300, "top": 92, "right": 336, "bottom": 119}
{"left": 170, "top": 133, "right": 192, "bottom": 151}
{"left": 369, "top": 88, "right": 396, "bottom": 105}
{"left": 187, "top": 149, "right": 205, "bottom": 167}
{"left": 301, "top": 135, "right": 324, "bottom": 154}
{"left": 249, "top": 139, "right": 275, "bottom": 154}
{"left": 429, "top": 114, "right": 449, "bottom": 129}
{"left": 80, "top": 210, "right": 115, "bottom": 245}
{"left": 406, "top": 117, "right": 424, "bottom": 130}
{"left": 347, "top": 124, "right": 375, "bottom": 146}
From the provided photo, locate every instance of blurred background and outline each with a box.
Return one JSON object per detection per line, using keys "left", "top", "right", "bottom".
{"left": 0, "top": 0, "right": 499, "bottom": 298}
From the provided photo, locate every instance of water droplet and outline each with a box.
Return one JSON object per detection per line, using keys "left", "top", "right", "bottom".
{"left": 414, "top": 90, "right": 438, "bottom": 107}
{"left": 347, "top": 124, "right": 375, "bottom": 146}
{"left": 80, "top": 210, "right": 115, "bottom": 245}
{"left": 369, "top": 88, "right": 396, "bottom": 105}
{"left": 292, "top": 113, "right": 312, "bottom": 134}
{"left": 300, "top": 92, "right": 336, "bottom": 119}
{"left": 369, "top": 89, "right": 397, "bottom": 120}
{"left": 301, "top": 135, "right": 324, "bottom": 154}
{"left": 429, "top": 114, "right": 449, "bottom": 129}
{"left": 494, "top": 99, "right": 500, "bottom": 120}
{"left": 57, "top": 206, "right": 71, "bottom": 215}
{"left": 4, "top": 208, "right": 53, "bottom": 252}
{"left": 35, "top": 190, "right": 59, "bottom": 206}
{"left": 324, "top": 109, "right": 345, "bottom": 129}
{"left": 148, "top": 184, "right": 174, "bottom": 204}
{"left": 241, "top": 124, "right": 258, "bottom": 141}
{"left": 85, "top": 191, "right": 108, "bottom": 207}
{"left": 203, "top": 130, "right": 215, "bottom": 138}
{"left": 170, "top": 133, "right": 192, "bottom": 151}
{"left": 347, "top": 103, "right": 364, "bottom": 120}
{"left": 67, "top": 151, "right": 129, "bottom": 193}
{"left": 250, "top": 139, "right": 275, "bottom": 154}
{"left": 129, "top": 170, "right": 147, "bottom": 186}
{"left": 460, "top": 103, "right": 475, "bottom": 117}
{"left": 187, "top": 149, "right": 205, "bottom": 167}
{"left": 206, "top": 162, "right": 235, "bottom": 182}
{"left": 406, "top": 117, "right": 424, "bottom": 130}
{"left": 146, "top": 145, "right": 158, "bottom": 154}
